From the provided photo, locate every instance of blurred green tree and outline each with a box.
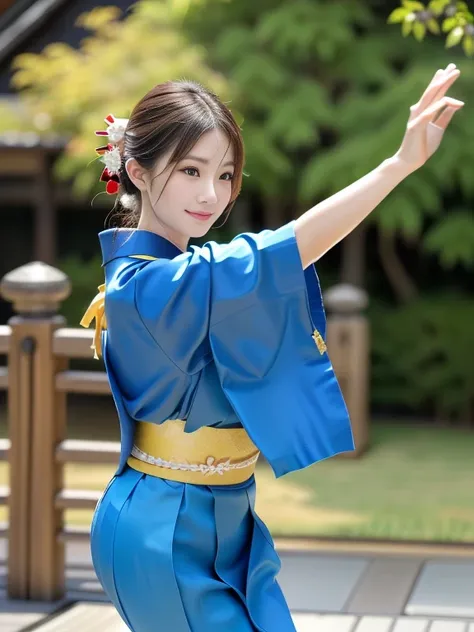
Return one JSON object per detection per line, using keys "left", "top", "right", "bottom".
{"left": 2, "top": 0, "right": 473, "bottom": 418}
{"left": 1, "top": 0, "right": 474, "bottom": 301}
{"left": 181, "top": 0, "right": 474, "bottom": 300}
{"left": 0, "top": 1, "right": 232, "bottom": 196}
{"left": 180, "top": 0, "right": 474, "bottom": 420}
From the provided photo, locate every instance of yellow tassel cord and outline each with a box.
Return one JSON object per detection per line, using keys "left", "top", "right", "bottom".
{"left": 80, "top": 284, "right": 106, "bottom": 359}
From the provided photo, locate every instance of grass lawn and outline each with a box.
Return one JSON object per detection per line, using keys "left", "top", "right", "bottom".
{"left": 280, "top": 423, "right": 474, "bottom": 541}
{"left": 1, "top": 423, "right": 473, "bottom": 542}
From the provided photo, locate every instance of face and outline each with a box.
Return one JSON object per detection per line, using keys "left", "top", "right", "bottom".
{"left": 137, "top": 128, "right": 235, "bottom": 250}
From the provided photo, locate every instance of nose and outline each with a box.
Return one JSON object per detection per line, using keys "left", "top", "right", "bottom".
{"left": 196, "top": 179, "right": 217, "bottom": 205}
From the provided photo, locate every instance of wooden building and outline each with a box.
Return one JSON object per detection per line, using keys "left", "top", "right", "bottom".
{"left": 0, "top": 0, "right": 133, "bottom": 322}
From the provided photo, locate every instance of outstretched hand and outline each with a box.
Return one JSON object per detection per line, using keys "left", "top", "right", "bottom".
{"left": 395, "top": 63, "right": 464, "bottom": 173}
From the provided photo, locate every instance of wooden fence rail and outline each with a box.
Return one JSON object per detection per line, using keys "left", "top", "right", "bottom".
{"left": 0, "top": 260, "right": 369, "bottom": 602}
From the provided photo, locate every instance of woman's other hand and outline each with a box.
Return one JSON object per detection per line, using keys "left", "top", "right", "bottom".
{"left": 394, "top": 63, "right": 464, "bottom": 173}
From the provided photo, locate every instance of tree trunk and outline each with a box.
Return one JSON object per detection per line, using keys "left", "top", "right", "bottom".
{"left": 377, "top": 229, "right": 418, "bottom": 304}
{"left": 228, "top": 196, "right": 252, "bottom": 233}
{"left": 340, "top": 224, "right": 367, "bottom": 287}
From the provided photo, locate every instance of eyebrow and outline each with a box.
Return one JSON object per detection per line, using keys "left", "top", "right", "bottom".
{"left": 184, "top": 155, "right": 235, "bottom": 168}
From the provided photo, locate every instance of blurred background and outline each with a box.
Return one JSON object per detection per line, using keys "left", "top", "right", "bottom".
{"left": 0, "top": 0, "right": 474, "bottom": 546}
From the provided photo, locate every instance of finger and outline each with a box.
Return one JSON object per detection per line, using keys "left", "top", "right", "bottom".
{"left": 410, "top": 96, "right": 464, "bottom": 128}
{"left": 410, "top": 68, "right": 460, "bottom": 118}
{"left": 432, "top": 106, "right": 458, "bottom": 130}
{"left": 410, "top": 64, "right": 458, "bottom": 111}
{"left": 431, "top": 68, "right": 461, "bottom": 103}
{"left": 413, "top": 67, "right": 445, "bottom": 108}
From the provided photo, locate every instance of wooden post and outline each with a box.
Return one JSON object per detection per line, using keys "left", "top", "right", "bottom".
{"left": 324, "top": 284, "right": 370, "bottom": 457}
{"left": 35, "top": 151, "right": 56, "bottom": 265}
{"left": 0, "top": 319, "right": 34, "bottom": 599}
{"left": 0, "top": 262, "right": 70, "bottom": 600}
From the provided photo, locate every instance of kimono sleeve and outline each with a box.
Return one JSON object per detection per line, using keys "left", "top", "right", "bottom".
{"left": 134, "top": 221, "right": 355, "bottom": 477}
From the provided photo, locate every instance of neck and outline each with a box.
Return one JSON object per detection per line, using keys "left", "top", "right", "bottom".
{"left": 137, "top": 195, "right": 188, "bottom": 253}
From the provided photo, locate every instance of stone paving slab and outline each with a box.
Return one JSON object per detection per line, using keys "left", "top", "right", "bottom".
{"left": 391, "top": 619, "right": 430, "bottom": 632}
{"left": 428, "top": 622, "right": 468, "bottom": 632}
{"left": 3, "top": 540, "right": 474, "bottom": 629}
{"left": 407, "top": 561, "right": 474, "bottom": 619}
{"left": 0, "top": 588, "right": 60, "bottom": 632}
{"left": 62, "top": 547, "right": 370, "bottom": 613}
{"left": 278, "top": 552, "right": 369, "bottom": 612}
{"left": 345, "top": 557, "right": 423, "bottom": 616}
{"left": 25, "top": 604, "right": 474, "bottom": 632}
{"left": 60, "top": 541, "right": 474, "bottom": 620}
{"left": 26, "top": 603, "right": 125, "bottom": 632}
{"left": 2, "top": 584, "right": 474, "bottom": 631}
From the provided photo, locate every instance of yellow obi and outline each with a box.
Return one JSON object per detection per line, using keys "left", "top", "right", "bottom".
{"left": 127, "top": 420, "right": 260, "bottom": 485}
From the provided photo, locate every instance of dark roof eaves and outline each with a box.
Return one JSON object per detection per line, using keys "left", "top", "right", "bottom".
{"left": 0, "top": 0, "right": 36, "bottom": 33}
{"left": 0, "top": 0, "right": 69, "bottom": 66}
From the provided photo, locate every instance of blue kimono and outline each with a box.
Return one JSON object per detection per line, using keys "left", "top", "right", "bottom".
{"left": 89, "top": 221, "right": 354, "bottom": 632}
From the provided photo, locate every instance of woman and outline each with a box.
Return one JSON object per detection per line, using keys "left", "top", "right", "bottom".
{"left": 82, "top": 65, "right": 463, "bottom": 631}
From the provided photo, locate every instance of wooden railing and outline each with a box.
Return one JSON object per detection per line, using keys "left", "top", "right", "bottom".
{"left": 0, "top": 325, "right": 8, "bottom": 545}
{"left": 0, "top": 261, "right": 369, "bottom": 602}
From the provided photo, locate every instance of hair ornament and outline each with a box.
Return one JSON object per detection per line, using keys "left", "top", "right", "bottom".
{"left": 94, "top": 114, "right": 129, "bottom": 195}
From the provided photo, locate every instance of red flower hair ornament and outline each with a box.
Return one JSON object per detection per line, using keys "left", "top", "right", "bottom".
{"left": 95, "top": 114, "right": 129, "bottom": 195}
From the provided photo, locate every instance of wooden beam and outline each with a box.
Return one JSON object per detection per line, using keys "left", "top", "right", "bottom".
{"left": 0, "top": 325, "right": 10, "bottom": 353}
{"left": 0, "top": 438, "right": 9, "bottom": 461}
{"left": 53, "top": 328, "right": 98, "bottom": 359}
{"left": 0, "top": 148, "right": 41, "bottom": 175}
{"left": 0, "top": 367, "right": 8, "bottom": 390}
{"left": 56, "top": 439, "right": 119, "bottom": 464}
{"left": 55, "top": 489, "right": 101, "bottom": 510}
{"left": 34, "top": 151, "right": 56, "bottom": 264}
{"left": 55, "top": 371, "right": 110, "bottom": 395}
{"left": 0, "top": 485, "right": 9, "bottom": 506}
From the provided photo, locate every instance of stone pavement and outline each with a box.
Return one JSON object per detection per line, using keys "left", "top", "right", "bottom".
{"left": 1, "top": 539, "right": 474, "bottom": 631}
{"left": 7, "top": 602, "right": 474, "bottom": 631}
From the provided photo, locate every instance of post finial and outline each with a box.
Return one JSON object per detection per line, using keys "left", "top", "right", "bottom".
{"left": 324, "top": 283, "right": 368, "bottom": 315}
{"left": 0, "top": 261, "right": 71, "bottom": 316}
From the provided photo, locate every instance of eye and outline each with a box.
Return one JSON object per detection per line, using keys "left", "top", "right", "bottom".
{"left": 220, "top": 172, "right": 234, "bottom": 181}
{"left": 182, "top": 167, "right": 199, "bottom": 177}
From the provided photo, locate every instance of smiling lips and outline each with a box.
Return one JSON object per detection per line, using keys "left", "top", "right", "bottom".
{"left": 185, "top": 210, "right": 213, "bottom": 221}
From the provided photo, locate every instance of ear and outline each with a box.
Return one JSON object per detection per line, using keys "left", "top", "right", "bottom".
{"left": 125, "top": 158, "right": 148, "bottom": 192}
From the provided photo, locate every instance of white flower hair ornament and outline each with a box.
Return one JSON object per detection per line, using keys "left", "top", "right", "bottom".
{"left": 95, "top": 114, "right": 129, "bottom": 195}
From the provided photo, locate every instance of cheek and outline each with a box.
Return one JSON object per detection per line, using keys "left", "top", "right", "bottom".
{"left": 219, "top": 182, "right": 233, "bottom": 207}
{"left": 159, "top": 177, "right": 188, "bottom": 206}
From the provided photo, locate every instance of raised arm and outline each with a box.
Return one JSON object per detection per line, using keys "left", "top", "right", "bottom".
{"left": 295, "top": 63, "right": 464, "bottom": 269}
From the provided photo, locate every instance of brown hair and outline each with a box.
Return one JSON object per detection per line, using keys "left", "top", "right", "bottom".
{"left": 113, "top": 79, "right": 245, "bottom": 227}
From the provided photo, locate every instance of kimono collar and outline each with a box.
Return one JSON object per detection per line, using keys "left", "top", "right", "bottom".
{"left": 99, "top": 228, "right": 185, "bottom": 266}
{"left": 82, "top": 229, "right": 184, "bottom": 359}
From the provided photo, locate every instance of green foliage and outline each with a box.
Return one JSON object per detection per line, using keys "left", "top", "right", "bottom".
{"left": 370, "top": 295, "right": 474, "bottom": 421}
{"left": 299, "top": 58, "right": 471, "bottom": 243}
{"left": 0, "top": 1, "right": 230, "bottom": 199}
{"left": 2, "top": 0, "right": 474, "bottom": 280}
{"left": 423, "top": 209, "right": 474, "bottom": 267}
{"left": 183, "top": 0, "right": 474, "bottom": 271}
{"left": 184, "top": 0, "right": 374, "bottom": 199}
{"left": 388, "top": 1, "right": 474, "bottom": 56}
